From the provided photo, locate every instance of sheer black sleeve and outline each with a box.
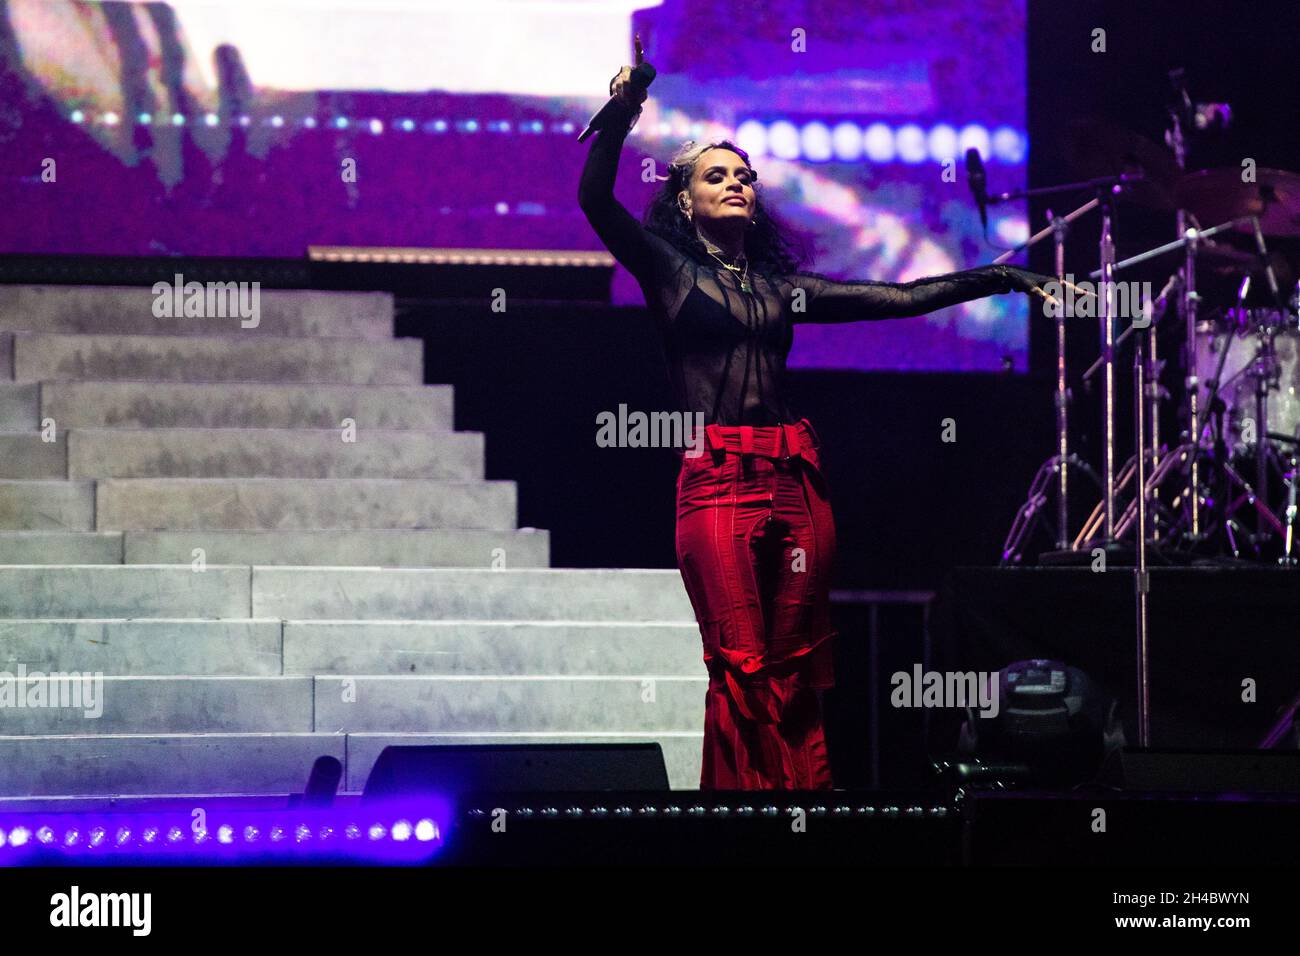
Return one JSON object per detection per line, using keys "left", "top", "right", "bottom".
{"left": 577, "top": 103, "right": 682, "bottom": 289}
{"left": 786, "top": 264, "right": 1036, "bottom": 324}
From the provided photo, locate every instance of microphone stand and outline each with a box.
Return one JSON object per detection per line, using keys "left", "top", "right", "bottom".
{"left": 1085, "top": 214, "right": 1265, "bottom": 551}
{"left": 1050, "top": 208, "right": 1073, "bottom": 549}
{"left": 1133, "top": 293, "right": 1152, "bottom": 747}
{"left": 993, "top": 173, "right": 1136, "bottom": 562}
{"left": 1099, "top": 185, "right": 1119, "bottom": 546}
{"left": 1167, "top": 70, "right": 1204, "bottom": 546}
{"left": 998, "top": 199, "right": 1098, "bottom": 553}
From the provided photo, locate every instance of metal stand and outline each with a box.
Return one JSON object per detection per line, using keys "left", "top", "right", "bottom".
{"left": 1052, "top": 209, "right": 1071, "bottom": 548}
{"left": 1252, "top": 331, "right": 1275, "bottom": 517}
{"left": 1167, "top": 101, "right": 1205, "bottom": 542}
{"left": 996, "top": 190, "right": 1113, "bottom": 563}
{"left": 1281, "top": 452, "right": 1299, "bottom": 566}
{"left": 1146, "top": 292, "right": 1165, "bottom": 539}
{"left": 1098, "top": 188, "right": 1119, "bottom": 545}
{"left": 1182, "top": 221, "right": 1203, "bottom": 539}
{"left": 1133, "top": 309, "right": 1152, "bottom": 747}
{"left": 1077, "top": 214, "right": 1263, "bottom": 556}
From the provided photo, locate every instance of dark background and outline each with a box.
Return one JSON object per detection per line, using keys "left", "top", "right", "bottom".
{"left": 399, "top": 0, "right": 1300, "bottom": 784}
{"left": 406, "top": 0, "right": 1300, "bottom": 588}
{"left": 7, "top": 1, "right": 1291, "bottom": 788}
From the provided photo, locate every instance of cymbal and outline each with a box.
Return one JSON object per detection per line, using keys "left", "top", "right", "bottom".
{"left": 1195, "top": 237, "right": 1258, "bottom": 271}
{"left": 1175, "top": 168, "right": 1300, "bottom": 237}
{"left": 1061, "top": 118, "right": 1181, "bottom": 210}
{"left": 1194, "top": 242, "right": 1298, "bottom": 310}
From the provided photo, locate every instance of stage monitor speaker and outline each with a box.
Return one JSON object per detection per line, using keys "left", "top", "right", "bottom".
{"left": 1106, "top": 748, "right": 1300, "bottom": 793}
{"left": 361, "top": 743, "right": 669, "bottom": 800}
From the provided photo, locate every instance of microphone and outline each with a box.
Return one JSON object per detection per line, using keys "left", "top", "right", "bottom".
{"left": 965, "top": 148, "right": 988, "bottom": 231}
{"left": 577, "top": 62, "right": 656, "bottom": 142}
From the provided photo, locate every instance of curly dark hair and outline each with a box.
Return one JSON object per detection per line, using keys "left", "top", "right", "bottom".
{"left": 642, "top": 139, "right": 809, "bottom": 275}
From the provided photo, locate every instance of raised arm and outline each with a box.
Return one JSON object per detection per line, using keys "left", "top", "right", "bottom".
{"left": 576, "top": 101, "right": 662, "bottom": 284}
{"left": 787, "top": 264, "right": 1054, "bottom": 324}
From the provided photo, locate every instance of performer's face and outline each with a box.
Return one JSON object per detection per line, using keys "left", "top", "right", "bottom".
{"left": 682, "top": 148, "right": 755, "bottom": 229}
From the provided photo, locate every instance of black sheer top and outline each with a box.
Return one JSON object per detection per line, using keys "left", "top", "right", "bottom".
{"left": 578, "top": 107, "right": 1023, "bottom": 426}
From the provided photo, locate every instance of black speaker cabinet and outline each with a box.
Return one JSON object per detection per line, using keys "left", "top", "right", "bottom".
{"left": 362, "top": 743, "right": 669, "bottom": 799}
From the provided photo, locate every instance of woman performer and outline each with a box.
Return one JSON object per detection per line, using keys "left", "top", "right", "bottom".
{"left": 578, "top": 49, "right": 1054, "bottom": 790}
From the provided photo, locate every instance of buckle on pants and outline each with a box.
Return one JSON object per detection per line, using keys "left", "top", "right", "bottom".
{"left": 780, "top": 423, "right": 802, "bottom": 462}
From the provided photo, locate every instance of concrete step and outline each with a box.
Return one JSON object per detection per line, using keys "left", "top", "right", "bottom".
{"left": 0, "top": 565, "right": 251, "bottom": 618}
{"left": 0, "top": 619, "right": 281, "bottom": 675}
{"left": 0, "top": 676, "right": 314, "bottom": 733}
{"left": 0, "top": 428, "right": 485, "bottom": 480}
{"left": 0, "top": 382, "right": 38, "bottom": 429}
{"left": 0, "top": 566, "right": 689, "bottom": 620}
{"left": 0, "top": 527, "right": 545, "bottom": 566}
{"left": 0, "top": 676, "right": 703, "bottom": 735}
{"left": 0, "top": 481, "right": 94, "bottom": 530}
{"left": 0, "top": 618, "right": 691, "bottom": 676}
{"left": 0, "top": 531, "right": 122, "bottom": 564}
{"left": 0, "top": 430, "right": 63, "bottom": 478}
{"left": 314, "top": 676, "right": 705, "bottom": 734}
{"left": 0, "top": 284, "right": 394, "bottom": 339}
{"left": 345, "top": 733, "right": 702, "bottom": 791}
{"left": 283, "top": 621, "right": 699, "bottom": 676}
{"left": 122, "top": 528, "right": 548, "bottom": 568}
{"left": 0, "top": 793, "right": 316, "bottom": 812}
{"left": 62, "top": 427, "right": 484, "bottom": 480}
{"left": 41, "top": 380, "right": 453, "bottom": 429}
{"left": 0, "top": 731, "right": 701, "bottom": 796}
{"left": 0, "top": 619, "right": 693, "bottom": 676}
{"left": 253, "top": 567, "right": 695, "bottom": 621}
{"left": 10, "top": 331, "right": 422, "bottom": 385}
{"left": 0, "top": 733, "right": 344, "bottom": 797}
{"left": 95, "top": 478, "right": 517, "bottom": 531}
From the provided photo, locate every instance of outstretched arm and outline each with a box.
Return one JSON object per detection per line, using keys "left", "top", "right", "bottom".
{"left": 576, "top": 101, "right": 664, "bottom": 285}
{"left": 788, "top": 264, "right": 1055, "bottom": 324}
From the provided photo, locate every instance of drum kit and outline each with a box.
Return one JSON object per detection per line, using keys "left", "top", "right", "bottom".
{"left": 999, "top": 82, "right": 1300, "bottom": 571}
{"left": 991, "top": 71, "right": 1300, "bottom": 747}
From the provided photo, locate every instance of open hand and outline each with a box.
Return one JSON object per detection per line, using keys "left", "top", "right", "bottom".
{"left": 994, "top": 265, "right": 1063, "bottom": 310}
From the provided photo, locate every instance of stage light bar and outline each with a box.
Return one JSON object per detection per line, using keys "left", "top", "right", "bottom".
{"left": 308, "top": 245, "right": 614, "bottom": 268}
{"left": 64, "top": 106, "right": 1027, "bottom": 168}
{"left": 0, "top": 799, "right": 451, "bottom": 865}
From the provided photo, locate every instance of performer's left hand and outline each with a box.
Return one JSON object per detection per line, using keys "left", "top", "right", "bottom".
{"left": 992, "top": 265, "right": 1064, "bottom": 310}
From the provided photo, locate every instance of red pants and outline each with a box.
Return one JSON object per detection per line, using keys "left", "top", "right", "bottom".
{"left": 675, "top": 418, "right": 836, "bottom": 790}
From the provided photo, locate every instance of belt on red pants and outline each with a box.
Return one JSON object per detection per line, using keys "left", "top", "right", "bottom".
{"left": 702, "top": 420, "right": 809, "bottom": 461}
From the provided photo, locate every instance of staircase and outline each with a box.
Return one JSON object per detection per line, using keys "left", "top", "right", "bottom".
{"left": 0, "top": 284, "right": 703, "bottom": 801}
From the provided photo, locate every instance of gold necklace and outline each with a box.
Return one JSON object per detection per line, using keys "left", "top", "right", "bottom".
{"left": 707, "top": 249, "right": 751, "bottom": 293}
